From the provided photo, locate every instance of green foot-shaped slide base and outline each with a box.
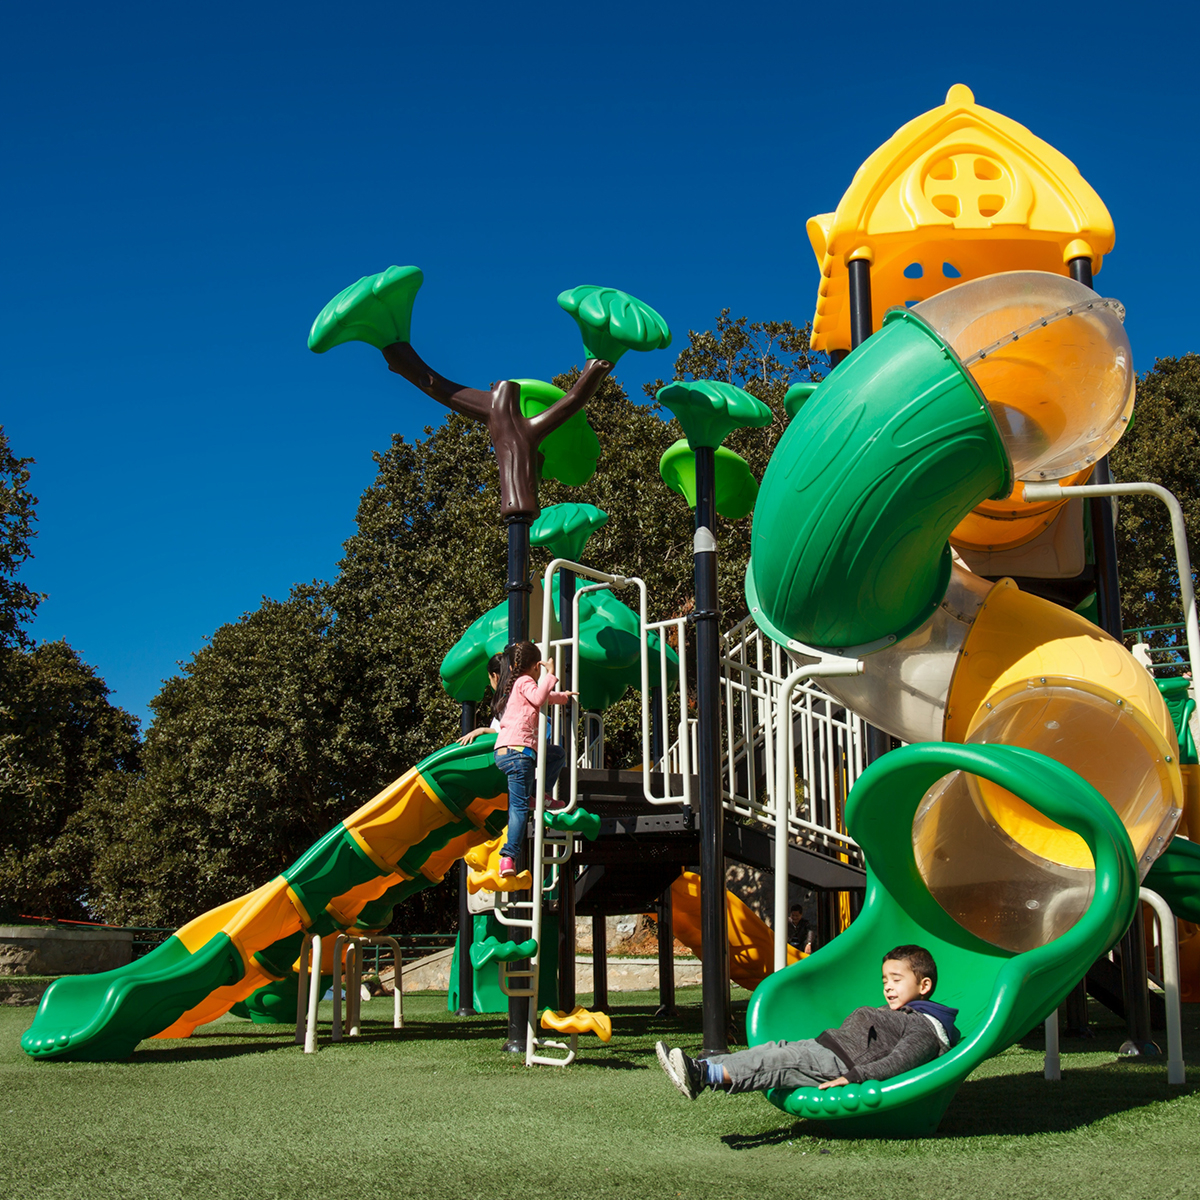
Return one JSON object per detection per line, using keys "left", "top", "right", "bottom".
{"left": 22, "top": 933, "right": 244, "bottom": 1062}
{"left": 470, "top": 936, "right": 539, "bottom": 970}
{"left": 748, "top": 743, "right": 1137, "bottom": 1136}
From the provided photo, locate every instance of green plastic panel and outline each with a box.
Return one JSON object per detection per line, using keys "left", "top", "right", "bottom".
{"left": 657, "top": 379, "right": 772, "bottom": 450}
{"left": 557, "top": 286, "right": 671, "bottom": 364}
{"left": 515, "top": 380, "right": 600, "bottom": 488}
{"left": 659, "top": 440, "right": 760, "bottom": 520}
{"left": 284, "top": 826, "right": 389, "bottom": 925}
{"left": 469, "top": 936, "right": 539, "bottom": 969}
{"left": 21, "top": 933, "right": 245, "bottom": 1062}
{"left": 1154, "top": 677, "right": 1197, "bottom": 764}
{"left": 416, "top": 738, "right": 508, "bottom": 817}
{"left": 308, "top": 265, "right": 423, "bottom": 353}
{"left": 1145, "top": 836, "right": 1200, "bottom": 924}
{"left": 544, "top": 807, "right": 601, "bottom": 840}
{"left": 530, "top": 502, "right": 609, "bottom": 563}
{"left": 746, "top": 742, "right": 1137, "bottom": 1136}
{"left": 747, "top": 309, "right": 1011, "bottom": 652}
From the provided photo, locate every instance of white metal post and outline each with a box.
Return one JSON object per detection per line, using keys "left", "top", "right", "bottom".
{"left": 330, "top": 933, "right": 346, "bottom": 1042}
{"left": 294, "top": 932, "right": 311, "bottom": 1045}
{"left": 1140, "top": 888, "right": 1186, "bottom": 1085}
{"left": 304, "top": 933, "right": 323, "bottom": 1054}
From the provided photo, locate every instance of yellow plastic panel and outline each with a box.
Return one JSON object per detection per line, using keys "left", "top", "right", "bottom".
{"left": 670, "top": 871, "right": 801, "bottom": 991}
{"left": 944, "top": 579, "right": 1176, "bottom": 750}
{"left": 540, "top": 1006, "right": 613, "bottom": 1042}
{"left": 468, "top": 866, "right": 533, "bottom": 894}
{"left": 808, "top": 84, "right": 1114, "bottom": 354}
{"left": 1181, "top": 764, "right": 1200, "bottom": 841}
{"left": 953, "top": 466, "right": 1090, "bottom": 552}
{"left": 345, "top": 769, "right": 455, "bottom": 870}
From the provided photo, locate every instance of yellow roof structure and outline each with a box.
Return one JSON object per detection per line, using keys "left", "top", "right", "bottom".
{"left": 808, "top": 84, "right": 1115, "bottom": 354}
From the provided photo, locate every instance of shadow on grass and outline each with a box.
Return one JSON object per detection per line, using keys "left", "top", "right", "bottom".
{"left": 719, "top": 1062, "right": 1197, "bottom": 1148}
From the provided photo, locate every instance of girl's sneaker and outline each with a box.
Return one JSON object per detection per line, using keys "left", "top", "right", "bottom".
{"left": 499, "top": 856, "right": 517, "bottom": 878}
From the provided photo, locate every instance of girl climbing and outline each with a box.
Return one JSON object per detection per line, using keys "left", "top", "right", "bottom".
{"left": 493, "top": 641, "right": 575, "bottom": 877}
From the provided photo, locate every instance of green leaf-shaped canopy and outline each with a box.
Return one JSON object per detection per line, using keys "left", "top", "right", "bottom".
{"left": 440, "top": 577, "right": 678, "bottom": 708}
{"left": 530, "top": 503, "right": 609, "bottom": 562}
{"left": 308, "top": 265, "right": 424, "bottom": 354}
{"left": 557, "top": 285, "right": 671, "bottom": 365}
{"left": 516, "top": 380, "right": 600, "bottom": 487}
{"left": 659, "top": 439, "right": 760, "bottom": 520}
{"left": 657, "top": 379, "right": 772, "bottom": 449}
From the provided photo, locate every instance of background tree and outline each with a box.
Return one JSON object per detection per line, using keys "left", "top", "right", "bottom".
{"left": 0, "top": 426, "right": 44, "bottom": 649}
{"left": 1111, "top": 354, "right": 1200, "bottom": 636}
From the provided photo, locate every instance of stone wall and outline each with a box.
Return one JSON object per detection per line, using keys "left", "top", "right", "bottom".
{"left": 0, "top": 926, "right": 133, "bottom": 976}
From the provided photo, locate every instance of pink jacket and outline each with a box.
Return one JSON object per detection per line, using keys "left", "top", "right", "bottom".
{"left": 496, "top": 672, "right": 571, "bottom": 750}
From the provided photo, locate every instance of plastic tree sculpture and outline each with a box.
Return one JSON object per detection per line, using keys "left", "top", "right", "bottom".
{"left": 309, "top": 267, "right": 670, "bottom": 521}
{"left": 310, "top": 267, "right": 669, "bottom": 1049}
{"left": 656, "top": 378, "right": 772, "bottom": 1057}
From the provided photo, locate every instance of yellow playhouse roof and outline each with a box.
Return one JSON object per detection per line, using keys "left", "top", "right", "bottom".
{"left": 809, "top": 84, "right": 1115, "bottom": 354}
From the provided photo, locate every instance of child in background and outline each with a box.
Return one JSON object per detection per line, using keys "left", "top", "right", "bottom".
{"left": 656, "top": 945, "right": 960, "bottom": 1098}
{"left": 457, "top": 653, "right": 505, "bottom": 745}
{"left": 493, "top": 642, "right": 576, "bottom": 877}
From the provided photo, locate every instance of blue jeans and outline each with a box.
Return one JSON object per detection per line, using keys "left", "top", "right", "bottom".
{"left": 496, "top": 744, "right": 567, "bottom": 859}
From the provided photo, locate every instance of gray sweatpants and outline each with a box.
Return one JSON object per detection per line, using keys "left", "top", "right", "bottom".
{"left": 706, "top": 1039, "right": 848, "bottom": 1094}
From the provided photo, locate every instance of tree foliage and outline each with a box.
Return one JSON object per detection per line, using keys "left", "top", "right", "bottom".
{"left": 0, "top": 426, "right": 43, "bottom": 650}
{"left": 1111, "top": 354, "right": 1200, "bottom": 635}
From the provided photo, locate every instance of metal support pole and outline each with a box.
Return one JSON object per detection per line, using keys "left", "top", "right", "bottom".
{"left": 693, "top": 444, "right": 728, "bottom": 1056}
{"left": 503, "top": 515, "right": 532, "bottom": 1052}
{"left": 591, "top": 914, "right": 609, "bottom": 1012}
{"left": 848, "top": 257, "right": 873, "bottom": 349}
{"left": 1063, "top": 978, "right": 1090, "bottom": 1038}
{"left": 557, "top": 568, "right": 577, "bottom": 1013}
{"left": 1141, "top": 888, "right": 1186, "bottom": 1084}
{"left": 656, "top": 884, "right": 677, "bottom": 1017}
{"left": 1068, "top": 256, "right": 1094, "bottom": 289}
{"left": 455, "top": 705, "right": 477, "bottom": 1017}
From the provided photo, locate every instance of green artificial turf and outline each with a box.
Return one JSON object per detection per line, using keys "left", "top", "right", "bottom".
{"left": 3, "top": 988, "right": 1198, "bottom": 1200}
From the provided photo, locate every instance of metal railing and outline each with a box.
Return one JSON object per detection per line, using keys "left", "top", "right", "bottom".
{"left": 720, "top": 616, "right": 867, "bottom": 857}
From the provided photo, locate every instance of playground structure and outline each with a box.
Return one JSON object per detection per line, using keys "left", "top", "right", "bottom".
{"left": 19, "top": 83, "right": 1200, "bottom": 1137}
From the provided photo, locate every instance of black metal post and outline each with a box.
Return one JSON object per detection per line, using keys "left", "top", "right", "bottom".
{"left": 656, "top": 884, "right": 676, "bottom": 1017}
{"left": 557, "top": 565, "right": 577, "bottom": 1013}
{"left": 455, "top": 701, "right": 478, "bottom": 1016}
{"left": 503, "top": 515, "right": 532, "bottom": 1052}
{"left": 848, "top": 256, "right": 891, "bottom": 780}
{"left": 693, "top": 445, "right": 729, "bottom": 1056}
{"left": 1068, "top": 256, "right": 1094, "bottom": 289}
{"left": 591, "top": 914, "right": 609, "bottom": 1012}
{"left": 848, "top": 257, "right": 873, "bottom": 350}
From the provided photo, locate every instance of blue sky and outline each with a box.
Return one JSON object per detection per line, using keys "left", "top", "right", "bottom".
{"left": 3, "top": 1, "right": 1196, "bottom": 728}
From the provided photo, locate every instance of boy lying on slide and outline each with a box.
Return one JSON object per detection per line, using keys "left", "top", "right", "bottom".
{"left": 656, "top": 944, "right": 960, "bottom": 1098}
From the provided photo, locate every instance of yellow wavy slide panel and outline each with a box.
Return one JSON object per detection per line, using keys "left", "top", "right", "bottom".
{"left": 670, "top": 871, "right": 802, "bottom": 992}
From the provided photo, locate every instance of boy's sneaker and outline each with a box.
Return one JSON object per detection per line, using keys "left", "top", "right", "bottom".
{"left": 655, "top": 1040, "right": 679, "bottom": 1087}
{"left": 667, "top": 1047, "right": 707, "bottom": 1100}
{"left": 498, "top": 856, "right": 517, "bottom": 878}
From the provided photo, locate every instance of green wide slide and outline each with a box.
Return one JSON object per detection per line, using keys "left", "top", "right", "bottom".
{"left": 746, "top": 742, "right": 1139, "bottom": 1136}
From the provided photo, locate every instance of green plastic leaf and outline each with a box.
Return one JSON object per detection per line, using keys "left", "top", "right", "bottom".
{"left": 659, "top": 439, "right": 760, "bottom": 520}
{"left": 308, "top": 265, "right": 424, "bottom": 353}
{"left": 557, "top": 285, "right": 672, "bottom": 364}
{"left": 515, "top": 380, "right": 601, "bottom": 487}
{"left": 544, "top": 807, "right": 601, "bottom": 840}
{"left": 657, "top": 379, "right": 772, "bottom": 449}
{"left": 530, "top": 503, "right": 609, "bottom": 562}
